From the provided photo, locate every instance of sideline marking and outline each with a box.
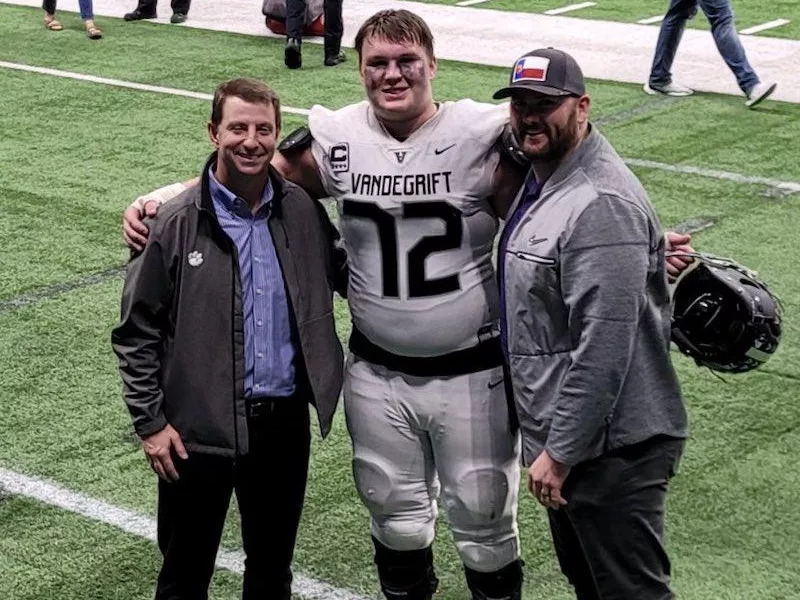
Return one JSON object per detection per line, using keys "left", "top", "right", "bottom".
{"left": 0, "top": 61, "right": 797, "bottom": 195}
{"left": 544, "top": 2, "right": 596, "bottom": 16}
{"left": 637, "top": 15, "right": 664, "bottom": 25}
{"left": 740, "top": 19, "right": 791, "bottom": 35}
{"left": 456, "top": 0, "right": 491, "bottom": 6}
{"left": 0, "top": 467, "right": 374, "bottom": 600}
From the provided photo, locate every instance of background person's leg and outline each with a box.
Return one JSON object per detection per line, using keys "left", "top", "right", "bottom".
{"left": 647, "top": 0, "right": 698, "bottom": 94}
{"left": 700, "top": 0, "right": 759, "bottom": 93}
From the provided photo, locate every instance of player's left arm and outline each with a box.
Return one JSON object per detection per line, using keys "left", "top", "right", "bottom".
{"left": 490, "top": 155, "right": 527, "bottom": 219}
{"left": 489, "top": 125, "right": 529, "bottom": 219}
{"left": 545, "top": 194, "right": 653, "bottom": 467}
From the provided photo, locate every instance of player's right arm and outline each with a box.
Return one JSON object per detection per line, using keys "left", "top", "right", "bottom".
{"left": 272, "top": 147, "right": 327, "bottom": 199}
{"left": 123, "top": 179, "right": 197, "bottom": 251}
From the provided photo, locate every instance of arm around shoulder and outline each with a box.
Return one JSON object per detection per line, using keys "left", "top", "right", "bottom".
{"left": 273, "top": 147, "right": 327, "bottom": 200}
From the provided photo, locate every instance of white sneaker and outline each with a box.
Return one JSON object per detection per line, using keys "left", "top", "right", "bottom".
{"left": 643, "top": 81, "right": 694, "bottom": 97}
{"left": 745, "top": 81, "right": 777, "bottom": 108}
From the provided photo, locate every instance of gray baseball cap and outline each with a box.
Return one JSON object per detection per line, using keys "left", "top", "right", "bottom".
{"left": 493, "top": 48, "right": 586, "bottom": 99}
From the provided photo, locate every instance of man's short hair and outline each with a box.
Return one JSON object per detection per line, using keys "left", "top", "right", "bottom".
{"left": 354, "top": 9, "right": 435, "bottom": 64}
{"left": 210, "top": 78, "right": 282, "bottom": 131}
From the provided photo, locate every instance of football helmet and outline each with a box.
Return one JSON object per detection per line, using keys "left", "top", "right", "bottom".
{"left": 670, "top": 252, "right": 782, "bottom": 373}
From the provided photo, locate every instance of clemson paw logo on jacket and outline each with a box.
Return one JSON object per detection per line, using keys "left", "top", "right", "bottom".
{"left": 188, "top": 251, "right": 203, "bottom": 267}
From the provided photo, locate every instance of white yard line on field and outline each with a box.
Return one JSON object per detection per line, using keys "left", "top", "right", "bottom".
{"left": 623, "top": 158, "right": 800, "bottom": 194}
{"left": 455, "top": 0, "right": 492, "bottom": 7}
{"left": 1, "top": 60, "right": 797, "bottom": 195}
{"left": 0, "top": 468, "right": 374, "bottom": 600}
{"left": 740, "top": 19, "right": 791, "bottom": 36}
{"left": 0, "top": 60, "right": 310, "bottom": 116}
{"left": 544, "top": 2, "right": 596, "bottom": 16}
{"left": 637, "top": 15, "right": 664, "bottom": 25}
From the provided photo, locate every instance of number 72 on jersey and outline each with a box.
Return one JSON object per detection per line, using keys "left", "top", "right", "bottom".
{"left": 342, "top": 199, "right": 464, "bottom": 299}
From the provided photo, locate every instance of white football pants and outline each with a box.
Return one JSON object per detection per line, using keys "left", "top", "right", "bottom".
{"left": 343, "top": 354, "right": 521, "bottom": 572}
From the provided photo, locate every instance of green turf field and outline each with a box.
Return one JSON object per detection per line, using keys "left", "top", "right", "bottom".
{"left": 416, "top": 0, "right": 800, "bottom": 40}
{"left": 1, "top": 3, "right": 799, "bottom": 599}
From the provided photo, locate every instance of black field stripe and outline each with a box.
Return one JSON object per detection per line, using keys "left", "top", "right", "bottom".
{"left": 0, "top": 266, "right": 125, "bottom": 316}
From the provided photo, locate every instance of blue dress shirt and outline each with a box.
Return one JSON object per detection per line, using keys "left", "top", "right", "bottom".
{"left": 208, "top": 167, "right": 296, "bottom": 398}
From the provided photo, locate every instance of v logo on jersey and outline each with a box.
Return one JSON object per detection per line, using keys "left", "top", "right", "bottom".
{"left": 394, "top": 151, "right": 408, "bottom": 164}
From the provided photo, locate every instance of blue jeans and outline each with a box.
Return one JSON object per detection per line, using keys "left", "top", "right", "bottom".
{"left": 43, "top": 0, "right": 94, "bottom": 20}
{"left": 648, "top": 0, "right": 759, "bottom": 94}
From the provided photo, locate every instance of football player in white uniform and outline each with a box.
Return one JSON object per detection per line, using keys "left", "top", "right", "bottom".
{"left": 122, "top": 10, "right": 693, "bottom": 600}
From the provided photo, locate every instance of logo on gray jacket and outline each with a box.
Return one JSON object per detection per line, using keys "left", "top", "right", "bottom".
{"left": 188, "top": 251, "right": 204, "bottom": 267}
{"left": 528, "top": 236, "right": 548, "bottom": 246}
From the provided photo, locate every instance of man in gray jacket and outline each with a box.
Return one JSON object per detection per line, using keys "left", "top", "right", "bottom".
{"left": 112, "top": 78, "right": 344, "bottom": 600}
{"left": 495, "top": 49, "right": 689, "bottom": 599}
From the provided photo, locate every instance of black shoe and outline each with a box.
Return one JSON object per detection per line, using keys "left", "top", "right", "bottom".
{"left": 285, "top": 38, "right": 302, "bottom": 70}
{"left": 324, "top": 51, "right": 347, "bottom": 67}
{"left": 124, "top": 8, "right": 157, "bottom": 21}
{"left": 170, "top": 12, "right": 187, "bottom": 23}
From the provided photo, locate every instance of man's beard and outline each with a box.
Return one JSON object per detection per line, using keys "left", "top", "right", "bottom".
{"left": 520, "top": 116, "right": 581, "bottom": 163}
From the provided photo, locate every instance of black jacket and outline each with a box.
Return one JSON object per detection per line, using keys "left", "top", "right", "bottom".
{"left": 112, "top": 154, "right": 344, "bottom": 456}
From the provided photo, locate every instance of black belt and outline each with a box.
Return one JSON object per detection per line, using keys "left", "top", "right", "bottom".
{"left": 348, "top": 326, "right": 504, "bottom": 377}
{"left": 246, "top": 393, "right": 299, "bottom": 418}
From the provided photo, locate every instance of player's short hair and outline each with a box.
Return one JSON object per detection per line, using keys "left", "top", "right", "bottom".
{"left": 210, "top": 78, "right": 282, "bottom": 131}
{"left": 354, "top": 9, "right": 435, "bottom": 64}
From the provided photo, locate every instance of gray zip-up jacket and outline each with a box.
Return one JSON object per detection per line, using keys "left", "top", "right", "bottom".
{"left": 502, "top": 128, "right": 688, "bottom": 467}
{"left": 112, "top": 154, "right": 344, "bottom": 456}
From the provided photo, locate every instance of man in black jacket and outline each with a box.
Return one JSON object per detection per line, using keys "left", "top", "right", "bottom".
{"left": 111, "top": 78, "right": 344, "bottom": 600}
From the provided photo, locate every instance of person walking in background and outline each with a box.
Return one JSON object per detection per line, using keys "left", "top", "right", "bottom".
{"left": 284, "top": 0, "right": 345, "bottom": 69}
{"left": 644, "top": 0, "right": 776, "bottom": 108}
{"left": 124, "top": 0, "right": 191, "bottom": 24}
{"left": 43, "top": 0, "right": 102, "bottom": 39}
{"left": 111, "top": 78, "right": 344, "bottom": 600}
{"left": 497, "top": 47, "right": 689, "bottom": 598}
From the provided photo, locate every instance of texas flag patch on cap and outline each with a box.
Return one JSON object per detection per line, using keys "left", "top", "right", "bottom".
{"left": 513, "top": 56, "right": 550, "bottom": 82}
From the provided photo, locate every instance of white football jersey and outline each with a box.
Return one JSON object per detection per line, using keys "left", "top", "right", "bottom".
{"left": 310, "top": 100, "right": 508, "bottom": 357}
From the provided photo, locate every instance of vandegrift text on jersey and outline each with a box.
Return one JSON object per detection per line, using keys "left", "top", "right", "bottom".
{"left": 351, "top": 172, "right": 454, "bottom": 196}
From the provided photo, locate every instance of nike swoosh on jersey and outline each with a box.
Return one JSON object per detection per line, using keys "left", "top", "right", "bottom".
{"left": 488, "top": 378, "right": 505, "bottom": 389}
{"left": 434, "top": 144, "right": 456, "bottom": 155}
{"left": 528, "top": 237, "right": 548, "bottom": 246}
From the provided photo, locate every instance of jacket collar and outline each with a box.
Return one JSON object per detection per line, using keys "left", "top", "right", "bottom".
{"left": 197, "top": 152, "right": 287, "bottom": 220}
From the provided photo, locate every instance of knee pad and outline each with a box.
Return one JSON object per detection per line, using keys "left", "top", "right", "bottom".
{"left": 352, "top": 456, "right": 394, "bottom": 512}
{"left": 373, "top": 537, "right": 439, "bottom": 600}
{"left": 465, "top": 559, "right": 523, "bottom": 600}
{"left": 355, "top": 456, "right": 438, "bottom": 550}
{"left": 447, "top": 466, "right": 520, "bottom": 570}
{"left": 451, "top": 467, "right": 515, "bottom": 526}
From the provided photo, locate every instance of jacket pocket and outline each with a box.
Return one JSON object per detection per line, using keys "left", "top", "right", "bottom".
{"left": 510, "top": 250, "right": 556, "bottom": 266}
